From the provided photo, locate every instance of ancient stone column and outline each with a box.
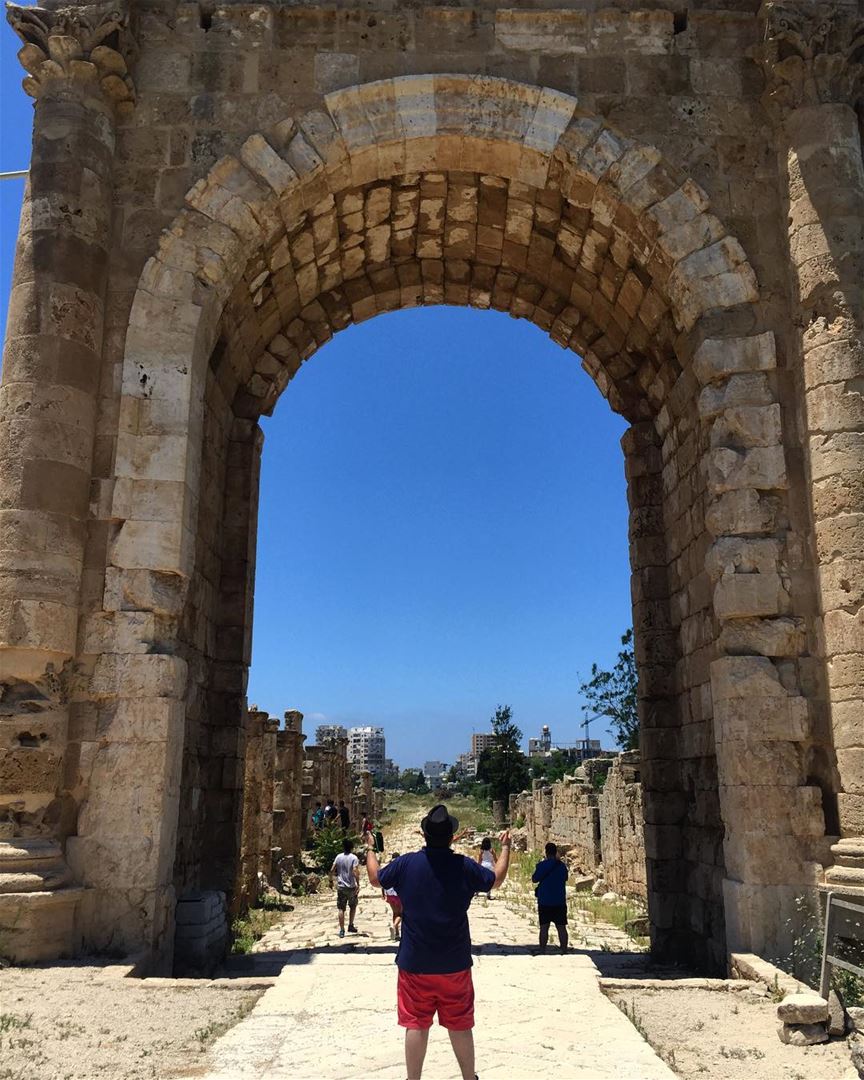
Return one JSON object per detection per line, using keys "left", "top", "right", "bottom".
{"left": 273, "top": 710, "right": 305, "bottom": 858}
{"left": 757, "top": 2, "right": 864, "bottom": 886}
{"left": 360, "top": 769, "right": 373, "bottom": 813}
{"left": 0, "top": 2, "right": 135, "bottom": 959}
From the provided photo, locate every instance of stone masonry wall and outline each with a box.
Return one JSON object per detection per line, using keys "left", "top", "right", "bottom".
{"left": 4, "top": 0, "right": 859, "bottom": 971}
{"left": 599, "top": 751, "right": 648, "bottom": 901}
{"left": 515, "top": 752, "right": 647, "bottom": 901}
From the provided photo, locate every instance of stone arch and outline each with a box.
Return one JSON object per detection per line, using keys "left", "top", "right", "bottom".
{"left": 99, "top": 75, "right": 818, "bottom": 970}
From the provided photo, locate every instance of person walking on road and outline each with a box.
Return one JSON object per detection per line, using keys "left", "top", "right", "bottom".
{"left": 366, "top": 803, "right": 511, "bottom": 1080}
{"left": 382, "top": 852, "right": 403, "bottom": 941}
{"left": 532, "top": 841, "right": 569, "bottom": 954}
{"left": 338, "top": 800, "right": 350, "bottom": 830}
{"left": 330, "top": 837, "right": 360, "bottom": 938}
{"left": 476, "top": 838, "right": 496, "bottom": 900}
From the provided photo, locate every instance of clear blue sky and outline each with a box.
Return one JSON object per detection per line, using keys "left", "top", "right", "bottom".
{"left": 1, "top": 23, "right": 633, "bottom": 769}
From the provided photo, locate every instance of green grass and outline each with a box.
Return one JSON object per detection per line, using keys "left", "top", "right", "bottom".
{"left": 572, "top": 891, "right": 646, "bottom": 938}
{"left": 193, "top": 997, "right": 259, "bottom": 1047}
{"left": 389, "top": 793, "right": 495, "bottom": 838}
{"left": 0, "top": 1015, "right": 31, "bottom": 1035}
{"left": 231, "top": 907, "right": 285, "bottom": 954}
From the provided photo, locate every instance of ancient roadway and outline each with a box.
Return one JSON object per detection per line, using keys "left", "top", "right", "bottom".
{"left": 178, "top": 853, "right": 675, "bottom": 1079}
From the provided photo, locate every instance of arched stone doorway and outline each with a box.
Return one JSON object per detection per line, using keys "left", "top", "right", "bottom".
{"left": 2, "top": 1, "right": 861, "bottom": 975}
{"left": 95, "top": 76, "right": 817, "bottom": 971}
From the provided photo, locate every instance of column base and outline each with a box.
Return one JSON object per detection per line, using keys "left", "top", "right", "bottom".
{"left": 823, "top": 838, "right": 864, "bottom": 893}
{"left": 0, "top": 837, "right": 85, "bottom": 962}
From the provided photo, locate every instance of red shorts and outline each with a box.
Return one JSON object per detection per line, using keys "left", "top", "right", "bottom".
{"left": 397, "top": 968, "right": 474, "bottom": 1030}
{"left": 385, "top": 896, "right": 403, "bottom": 915}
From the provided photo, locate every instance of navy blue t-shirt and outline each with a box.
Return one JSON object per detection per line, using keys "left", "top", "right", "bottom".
{"left": 532, "top": 857, "right": 568, "bottom": 905}
{"left": 378, "top": 848, "right": 495, "bottom": 973}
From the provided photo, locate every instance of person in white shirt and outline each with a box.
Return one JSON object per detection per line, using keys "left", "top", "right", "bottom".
{"left": 477, "top": 837, "right": 496, "bottom": 900}
{"left": 330, "top": 837, "right": 360, "bottom": 938}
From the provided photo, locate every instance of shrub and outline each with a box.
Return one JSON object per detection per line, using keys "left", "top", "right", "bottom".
{"left": 311, "top": 822, "right": 361, "bottom": 873}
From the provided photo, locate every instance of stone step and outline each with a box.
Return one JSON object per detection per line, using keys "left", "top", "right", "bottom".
{"left": 0, "top": 837, "right": 73, "bottom": 893}
{"left": 0, "top": 886, "right": 85, "bottom": 962}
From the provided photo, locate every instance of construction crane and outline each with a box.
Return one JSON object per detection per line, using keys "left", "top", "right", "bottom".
{"left": 580, "top": 711, "right": 603, "bottom": 758}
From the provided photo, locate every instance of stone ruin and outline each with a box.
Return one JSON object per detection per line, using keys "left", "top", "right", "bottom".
{"left": 1, "top": 0, "right": 863, "bottom": 974}
{"left": 512, "top": 750, "right": 648, "bottom": 902}
{"left": 174, "top": 707, "right": 382, "bottom": 968}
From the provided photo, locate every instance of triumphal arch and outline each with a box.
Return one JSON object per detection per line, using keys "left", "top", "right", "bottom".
{"left": 0, "top": 0, "right": 862, "bottom": 973}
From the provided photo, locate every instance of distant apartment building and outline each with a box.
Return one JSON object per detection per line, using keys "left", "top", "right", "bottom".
{"left": 575, "top": 739, "right": 603, "bottom": 763}
{"left": 471, "top": 732, "right": 496, "bottom": 756}
{"left": 528, "top": 725, "right": 553, "bottom": 756}
{"left": 347, "top": 726, "right": 386, "bottom": 778}
{"left": 383, "top": 758, "right": 400, "bottom": 785}
{"left": 527, "top": 724, "right": 603, "bottom": 762}
{"left": 315, "top": 723, "right": 348, "bottom": 745}
{"left": 424, "top": 761, "right": 448, "bottom": 785}
{"left": 456, "top": 751, "right": 478, "bottom": 778}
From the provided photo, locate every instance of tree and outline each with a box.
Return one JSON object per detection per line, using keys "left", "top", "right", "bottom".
{"left": 400, "top": 768, "right": 428, "bottom": 793}
{"left": 579, "top": 628, "right": 639, "bottom": 751}
{"left": 529, "top": 749, "right": 573, "bottom": 783}
{"left": 476, "top": 704, "right": 530, "bottom": 804}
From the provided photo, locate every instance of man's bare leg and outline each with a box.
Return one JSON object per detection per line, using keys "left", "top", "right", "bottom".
{"left": 338, "top": 908, "right": 345, "bottom": 931}
{"left": 538, "top": 924, "right": 549, "bottom": 951}
{"left": 556, "top": 923, "right": 569, "bottom": 952}
{"left": 448, "top": 1028, "right": 475, "bottom": 1080}
{"left": 405, "top": 1028, "right": 430, "bottom": 1079}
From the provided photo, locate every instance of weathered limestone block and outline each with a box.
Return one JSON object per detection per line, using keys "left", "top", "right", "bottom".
{"left": 777, "top": 1022, "right": 829, "bottom": 1046}
{"left": 777, "top": 993, "right": 830, "bottom": 1024}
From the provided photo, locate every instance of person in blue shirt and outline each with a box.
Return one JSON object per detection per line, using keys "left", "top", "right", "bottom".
{"left": 366, "top": 803, "right": 511, "bottom": 1080}
{"left": 531, "top": 842, "right": 569, "bottom": 953}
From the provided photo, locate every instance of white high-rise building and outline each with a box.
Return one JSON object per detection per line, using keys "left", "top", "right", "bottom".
{"left": 347, "top": 726, "right": 386, "bottom": 778}
{"left": 315, "top": 723, "right": 348, "bottom": 745}
{"left": 424, "top": 761, "right": 448, "bottom": 785}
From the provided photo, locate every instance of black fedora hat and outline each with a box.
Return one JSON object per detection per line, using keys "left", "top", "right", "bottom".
{"left": 421, "top": 803, "right": 459, "bottom": 842}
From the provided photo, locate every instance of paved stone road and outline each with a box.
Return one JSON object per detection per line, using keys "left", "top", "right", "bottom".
{"left": 181, "top": 860, "right": 676, "bottom": 1080}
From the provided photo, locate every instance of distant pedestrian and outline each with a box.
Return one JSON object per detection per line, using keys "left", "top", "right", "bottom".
{"left": 324, "top": 798, "right": 338, "bottom": 823}
{"left": 366, "top": 803, "right": 512, "bottom": 1080}
{"left": 339, "top": 800, "right": 350, "bottom": 830}
{"left": 330, "top": 837, "right": 360, "bottom": 938}
{"left": 312, "top": 802, "right": 324, "bottom": 830}
{"left": 476, "top": 838, "right": 496, "bottom": 900}
{"left": 532, "top": 842, "right": 569, "bottom": 954}
{"left": 382, "top": 852, "right": 403, "bottom": 941}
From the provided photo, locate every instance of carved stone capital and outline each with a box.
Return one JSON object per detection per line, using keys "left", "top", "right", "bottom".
{"left": 6, "top": 1, "right": 137, "bottom": 115}
{"left": 755, "top": 1, "right": 864, "bottom": 114}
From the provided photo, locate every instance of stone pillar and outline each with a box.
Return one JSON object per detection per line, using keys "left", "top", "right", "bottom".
{"left": 236, "top": 707, "right": 278, "bottom": 909}
{"left": 758, "top": 2, "right": 864, "bottom": 887}
{"left": 360, "top": 769, "right": 373, "bottom": 815}
{"left": 273, "top": 710, "right": 305, "bottom": 858}
{"left": 0, "top": 2, "right": 136, "bottom": 960}
{"left": 336, "top": 736, "right": 350, "bottom": 804}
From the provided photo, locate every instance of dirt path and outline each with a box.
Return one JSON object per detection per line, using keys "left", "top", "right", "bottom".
{"left": 177, "top": 815, "right": 676, "bottom": 1080}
